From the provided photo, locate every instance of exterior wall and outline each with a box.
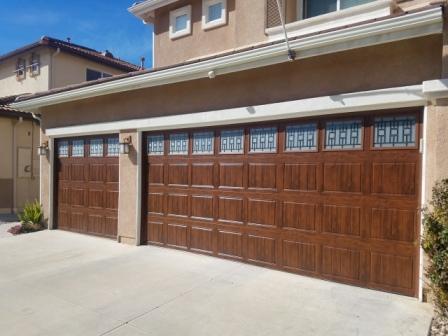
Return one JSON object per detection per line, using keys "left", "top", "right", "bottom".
{"left": 0, "top": 118, "right": 13, "bottom": 213}
{"left": 0, "top": 47, "right": 51, "bottom": 97}
{"left": 51, "top": 53, "right": 126, "bottom": 89}
{"left": 41, "top": 36, "right": 441, "bottom": 129}
{"left": 153, "top": 0, "right": 267, "bottom": 68}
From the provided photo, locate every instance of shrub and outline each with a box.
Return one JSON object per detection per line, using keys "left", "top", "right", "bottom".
{"left": 18, "top": 200, "right": 43, "bottom": 233}
{"left": 7, "top": 225, "right": 23, "bottom": 235}
{"left": 422, "top": 179, "right": 448, "bottom": 315}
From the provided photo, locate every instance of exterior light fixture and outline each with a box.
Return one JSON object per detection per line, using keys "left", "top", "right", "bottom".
{"left": 119, "top": 136, "right": 132, "bottom": 154}
{"left": 37, "top": 141, "right": 49, "bottom": 156}
{"left": 208, "top": 70, "right": 216, "bottom": 79}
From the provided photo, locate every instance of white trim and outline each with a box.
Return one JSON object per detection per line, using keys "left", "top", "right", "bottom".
{"left": 128, "top": 0, "right": 179, "bottom": 23}
{"left": 136, "top": 131, "right": 143, "bottom": 246}
{"left": 48, "top": 137, "right": 54, "bottom": 230}
{"left": 202, "top": 0, "right": 227, "bottom": 30}
{"left": 169, "top": 5, "right": 192, "bottom": 40}
{"left": 422, "top": 78, "right": 448, "bottom": 101}
{"left": 11, "top": 7, "right": 442, "bottom": 111}
{"left": 45, "top": 85, "right": 425, "bottom": 138}
{"left": 419, "top": 105, "right": 428, "bottom": 302}
{"left": 267, "top": 0, "right": 394, "bottom": 41}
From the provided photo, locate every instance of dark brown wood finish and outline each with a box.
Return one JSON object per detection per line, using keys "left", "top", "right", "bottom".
{"left": 142, "top": 108, "right": 422, "bottom": 297}
{"left": 54, "top": 135, "right": 119, "bottom": 239}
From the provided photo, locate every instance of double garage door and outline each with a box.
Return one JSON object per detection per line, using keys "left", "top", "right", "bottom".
{"left": 142, "top": 109, "right": 421, "bottom": 297}
{"left": 53, "top": 109, "right": 421, "bottom": 296}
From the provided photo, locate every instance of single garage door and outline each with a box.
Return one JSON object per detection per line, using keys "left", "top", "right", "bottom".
{"left": 55, "top": 135, "right": 119, "bottom": 239}
{"left": 142, "top": 109, "right": 421, "bottom": 296}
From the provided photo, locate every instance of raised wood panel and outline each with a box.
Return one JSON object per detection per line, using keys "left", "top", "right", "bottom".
{"left": 149, "top": 163, "right": 164, "bottom": 185}
{"left": 219, "top": 163, "right": 244, "bottom": 189}
{"left": 71, "top": 189, "right": 85, "bottom": 207}
{"left": 58, "top": 165, "right": 70, "bottom": 181}
{"left": 148, "top": 193, "right": 164, "bottom": 215}
{"left": 284, "top": 164, "right": 317, "bottom": 191}
{"left": 105, "top": 217, "right": 118, "bottom": 236}
{"left": 371, "top": 253, "right": 413, "bottom": 290}
{"left": 148, "top": 221, "right": 164, "bottom": 245}
{"left": 105, "top": 191, "right": 118, "bottom": 210}
{"left": 218, "top": 197, "right": 244, "bottom": 224}
{"left": 248, "top": 163, "right": 277, "bottom": 190}
{"left": 247, "top": 235, "right": 276, "bottom": 266}
{"left": 167, "top": 194, "right": 189, "bottom": 217}
{"left": 371, "top": 208, "right": 416, "bottom": 242}
{"left": 58, "top": 211, "right": 69, "bottom": 228}
{"left": 106, "top": 165, "right": 119, "bottom": 183}
{"left": 191, "top": 163, "right": 214, "bottom": 188}
{"left": 323, "top": 163, "right": 362, "bottom": 193}
{"left": 217, "top": 231, "right": 243, "bottom": 259}
{"left": 88, "top": 189, "right": 104, "bottom": 209}
{"left": 166, "top": 224, "right": 188, "bottom": 249}
{"left": 191, "top": 195, "right": 214, "bottom": 220}
{"left": 372, "top": 163, "right": 416, "bottom": 196}
{"left": 190, "top": 227, "right": 213, "bottom": 254}
{"left": 248, "top": 199, "right": 276, "bottom": 228}
{"left": 282, "top": 202, "right": 316, "bottom": 231}
{"left": 322, "top": 246, "right": 360, "bottom": 280}
{"left": 88, "top": 215, "right": 103, "bottom": 235}
{"left": 322, "top": 205, "right": 361, "bottom": 236}
{"left": 70, "top": 212, "right": 84, "bottom": 232}
{"left": 71, "top": 164, "right": 85, "bottom": 181}
{"left": 89, "top": 164, "right": 105, "bottom": 182}
{"left": 59, "top": 188, "right": 70, "bottom": 205}
{"left": 282, "top": 240, "right": 316, "bottom": 272}
{"left": 168, "top": 163, "right": 189, "bottom": 186}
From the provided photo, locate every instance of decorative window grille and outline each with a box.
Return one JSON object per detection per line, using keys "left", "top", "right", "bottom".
{"left": 220, "top": 129, "right": 244, "bottom": 154}
{"left": 193, "top": 131, "right": 214, "bottom": 154}
{"left": 57, "top": 141, "right": 69, "bottom": 157}
{"left": 72, "top": 140, "right": 85, "bottom": 157}
{"left": 250, "top": 127, "right": 277, "bottom": 153}
{"left": 373, "top": 116, "right": 416, "bottom": 148}
{"left": 148, "top": 135, "right": 165, "bottom": 155}
{"left": 285, "top": 123, "right": 318, "bottom": 151}
{"left": 169, "top": 133, "right": 188, "bottom": 155}
{"left": 325, "top": 119, "right": 362, "bottom": 150}
{"left": 89, "top": 139, "right": 103, "bottom": 157}
{"left": 107, "top": 138, "right": 119, "bottom": 156}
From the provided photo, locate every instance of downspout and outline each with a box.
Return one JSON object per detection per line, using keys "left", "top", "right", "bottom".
{"left": 275, "top": 0, "right": 296, "bottom": 61}
{"left": 49, "top": 47, "right": 61, "bottom": 89}
{"left": 12, "top": 117, "right": 23, "bottom": 213}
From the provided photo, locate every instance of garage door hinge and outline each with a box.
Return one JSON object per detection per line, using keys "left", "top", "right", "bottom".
{"left": 419, "top": 138, "right": 424, "bottom": 154}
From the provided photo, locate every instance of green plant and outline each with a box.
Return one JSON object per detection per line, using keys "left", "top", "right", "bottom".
{"left": 422, "top": 179, "right": 448, "bottom": 315}
{"left": 18, "top": 200, "right": 43, "bottom": 233}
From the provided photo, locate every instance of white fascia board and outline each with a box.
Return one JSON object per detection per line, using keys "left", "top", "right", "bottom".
{"left": 422, "top": 79, "right": 448, "bottom": 99}
{"left": 128, "top": 0, "right": 179, "bottom": 21}
{"left": 12, "top": 7, "right": 442, "bottom": 111}
{"left": 45, "top": 85, "right": 425, "bottom": 138}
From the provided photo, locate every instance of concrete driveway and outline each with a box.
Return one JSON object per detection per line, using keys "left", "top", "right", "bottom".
{"left": 0, "top": 231, "right": 432, "bottom": 336}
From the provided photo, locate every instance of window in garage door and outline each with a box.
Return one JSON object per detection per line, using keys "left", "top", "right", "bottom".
{"left": 54, "top": 135, "right": 119, "bottom": 239}
{"left": 142, "top": 109, "right": 421, "bottom": 297}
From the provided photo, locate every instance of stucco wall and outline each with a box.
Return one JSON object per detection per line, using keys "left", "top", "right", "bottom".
{"left": 0, "top": 47, "right": 51, "bottom": 97}
{"left": 153, "top": 0, "right": 267, "bottom": 67}
{"left": 40, "top": 36, "right": 442, "bottom": 130}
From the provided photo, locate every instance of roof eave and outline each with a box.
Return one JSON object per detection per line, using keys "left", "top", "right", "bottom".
{"left": 128, "top": 0, "right": 179, "bottom": 23}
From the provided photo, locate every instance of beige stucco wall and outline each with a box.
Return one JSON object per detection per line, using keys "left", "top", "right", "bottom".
{"left": 0, "top": 47, "right": 51, "bottom": 97}
{"left": 0, "top": 118, "right": 13, "bottom": 213}
{"left": 153, "top": 0, "right": 267, "bottom": 68}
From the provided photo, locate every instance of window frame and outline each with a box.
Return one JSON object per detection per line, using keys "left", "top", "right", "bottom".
{"left": 202, "top": 0, "right": 227, "bottom": 30}
{"left": 301, "top": 0, "right": 374, "bottom": 20}
{"left": 169, "top": 5, "right": 192, "bottom": 40}
{"left": 86, "top": 68, "right": 112, "bottom": 82}
{"left": 15, "top": 58, "right": 26, "bottom": 80}
{"left": 28, "top": 53, "right": 40, "bottom": 77}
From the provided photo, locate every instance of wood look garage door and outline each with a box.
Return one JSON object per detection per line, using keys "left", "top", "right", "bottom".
{"left": 55, "top": 135, "right": 119, "bottom": 239}
{"left": 142, "top": 109, "right": 422, "bottom": 296}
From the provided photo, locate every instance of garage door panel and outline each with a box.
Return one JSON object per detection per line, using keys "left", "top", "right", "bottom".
{"left": 70, "top": 164, "right": 85, "bottom": 181}
{"left": 143, "top": 110, "right": 421, "bottom": 296}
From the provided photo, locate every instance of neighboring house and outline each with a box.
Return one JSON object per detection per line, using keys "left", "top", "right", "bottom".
{"left": 9, "top": 0, "right": 448, "bottom": 300}
{"left": 0, "top": 37, "right": 139, "bottom": 214}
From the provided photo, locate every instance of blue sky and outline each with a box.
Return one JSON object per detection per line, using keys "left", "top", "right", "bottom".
{"left": 0, "top": 0, "right": 154, "bottom": 67}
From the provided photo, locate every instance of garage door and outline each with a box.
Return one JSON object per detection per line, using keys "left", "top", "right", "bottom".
{"left": 55, "top": 135, "right": 119, "bottom": 239}
{"left": 142, "top": 109, "right": 421, "bottom": 296}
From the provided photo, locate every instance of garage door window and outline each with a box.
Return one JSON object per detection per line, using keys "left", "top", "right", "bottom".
{"left": 57, "top": 141, "right": 69, "bottom": 157}
{"left": 325, "top": 119, "right": 362, "bottom": 150}
{"left": 250, "top": 127, "right": 277, "bottom": 153}
{"left": 373, "top": 116, "right": 416, "bottom": 148}
{"left": 169, "top": 133, "right": 189, "bottom": 155}
{"left": 148, "top": 135, "right": 165, "bottom": 156}
{"left": 107, "top": 138, "right": 120, "bottom": 157}
{"left": 72, "top": 140, "right": 85, "bottom": 157}
{"left": 220, "top": 129, "right": 244, "bottom": 154}
{"left": 89, "top": 139, "right": 104, "bottom": 157}
{"left": 193, "top": 131, "right": 214, "bottom": 155}
{"left": 285, "top": 123, "right": 318, "bottom": 152}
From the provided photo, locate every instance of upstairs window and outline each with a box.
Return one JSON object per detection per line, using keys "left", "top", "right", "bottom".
{"left": 202, "top": 0, "right": 227, "bottom": 30}
{"left": 169, "top": 5, "right": 192, "bottom": 39}
{"left": 28, "top": 53, "right": 40, "bottom": 76}
{"left": 86, "top": 69, "right": 112, "bottom": 81}
{"left": 303, "top": 0, "right": 374, "bottom": 19}
{"left": 15, "top": 58, "right": 26, "bottom": 80}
